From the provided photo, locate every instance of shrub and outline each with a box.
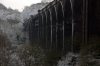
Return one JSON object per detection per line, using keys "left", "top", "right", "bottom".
{"left": 0, "top": 29, "right": 12, "bottom": 66}
{"left": 18, "top": 44, "right": 46, "bottom": 66}
{"left": 76, "top": 35, "right": 100, "bottom": 66}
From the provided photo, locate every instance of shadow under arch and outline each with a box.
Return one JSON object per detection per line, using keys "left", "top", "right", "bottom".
{"left": 56, "top": 0, "right": 65, "bottom": 51}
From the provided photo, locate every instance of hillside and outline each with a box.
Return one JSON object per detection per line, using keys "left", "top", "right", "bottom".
{"left": 0, "top": 3, "right": 24, "bottom": 44}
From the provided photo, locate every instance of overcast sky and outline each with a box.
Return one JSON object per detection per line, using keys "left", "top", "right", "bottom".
{"left": 0, "top": 0, "right": 41, "bottom": 12}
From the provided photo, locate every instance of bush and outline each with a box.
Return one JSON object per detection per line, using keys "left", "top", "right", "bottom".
{"left": 0, "top": 29, "right": 12, "bottom": 66}
{"left": 76, "top": 35, "right": 100, "bottom": 66}
{"left": 44, "top": 51, "right": 63, "bottom": 66}
{"left": 18, "top": 44, "right": 46, "bottom": 66}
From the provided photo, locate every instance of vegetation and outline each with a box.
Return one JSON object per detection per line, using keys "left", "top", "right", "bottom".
{"left": 64, "top": 33, "right": 82, "bottom": 52}
{"left": 77, "top": 35, "right": 100, "bottom": 66}
{"left": 18, "top": 44, "right": 46, "bottom": 66}
{"left": 0, "top": 29, "right": 46, "bottom": 66}
{"left": 0, "top": 29, "right": 13, "bottom": 66}
{"left": 44, "top": 51, "right": 63, "bottom": 66}
{"left": 0, "top": 28, "right": 100, "bottom": 66}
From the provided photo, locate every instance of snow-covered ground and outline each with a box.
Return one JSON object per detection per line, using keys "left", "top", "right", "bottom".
{"left": 57, "top": 53, "right": 78, "bottom": 66}
{"left": 57, "top": 52, "right": 100, "bottom": 66}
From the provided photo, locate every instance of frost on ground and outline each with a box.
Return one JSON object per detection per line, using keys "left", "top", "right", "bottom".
{"left": 57, "top": 52, "right": 100, "bottom": 66}
{"left": 57, "top": 53, "right": 78, "bottom": 66}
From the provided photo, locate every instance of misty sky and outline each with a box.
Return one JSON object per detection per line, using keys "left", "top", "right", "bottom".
{"left": 0, "top": 0, "right": 41, "bottom": 12}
